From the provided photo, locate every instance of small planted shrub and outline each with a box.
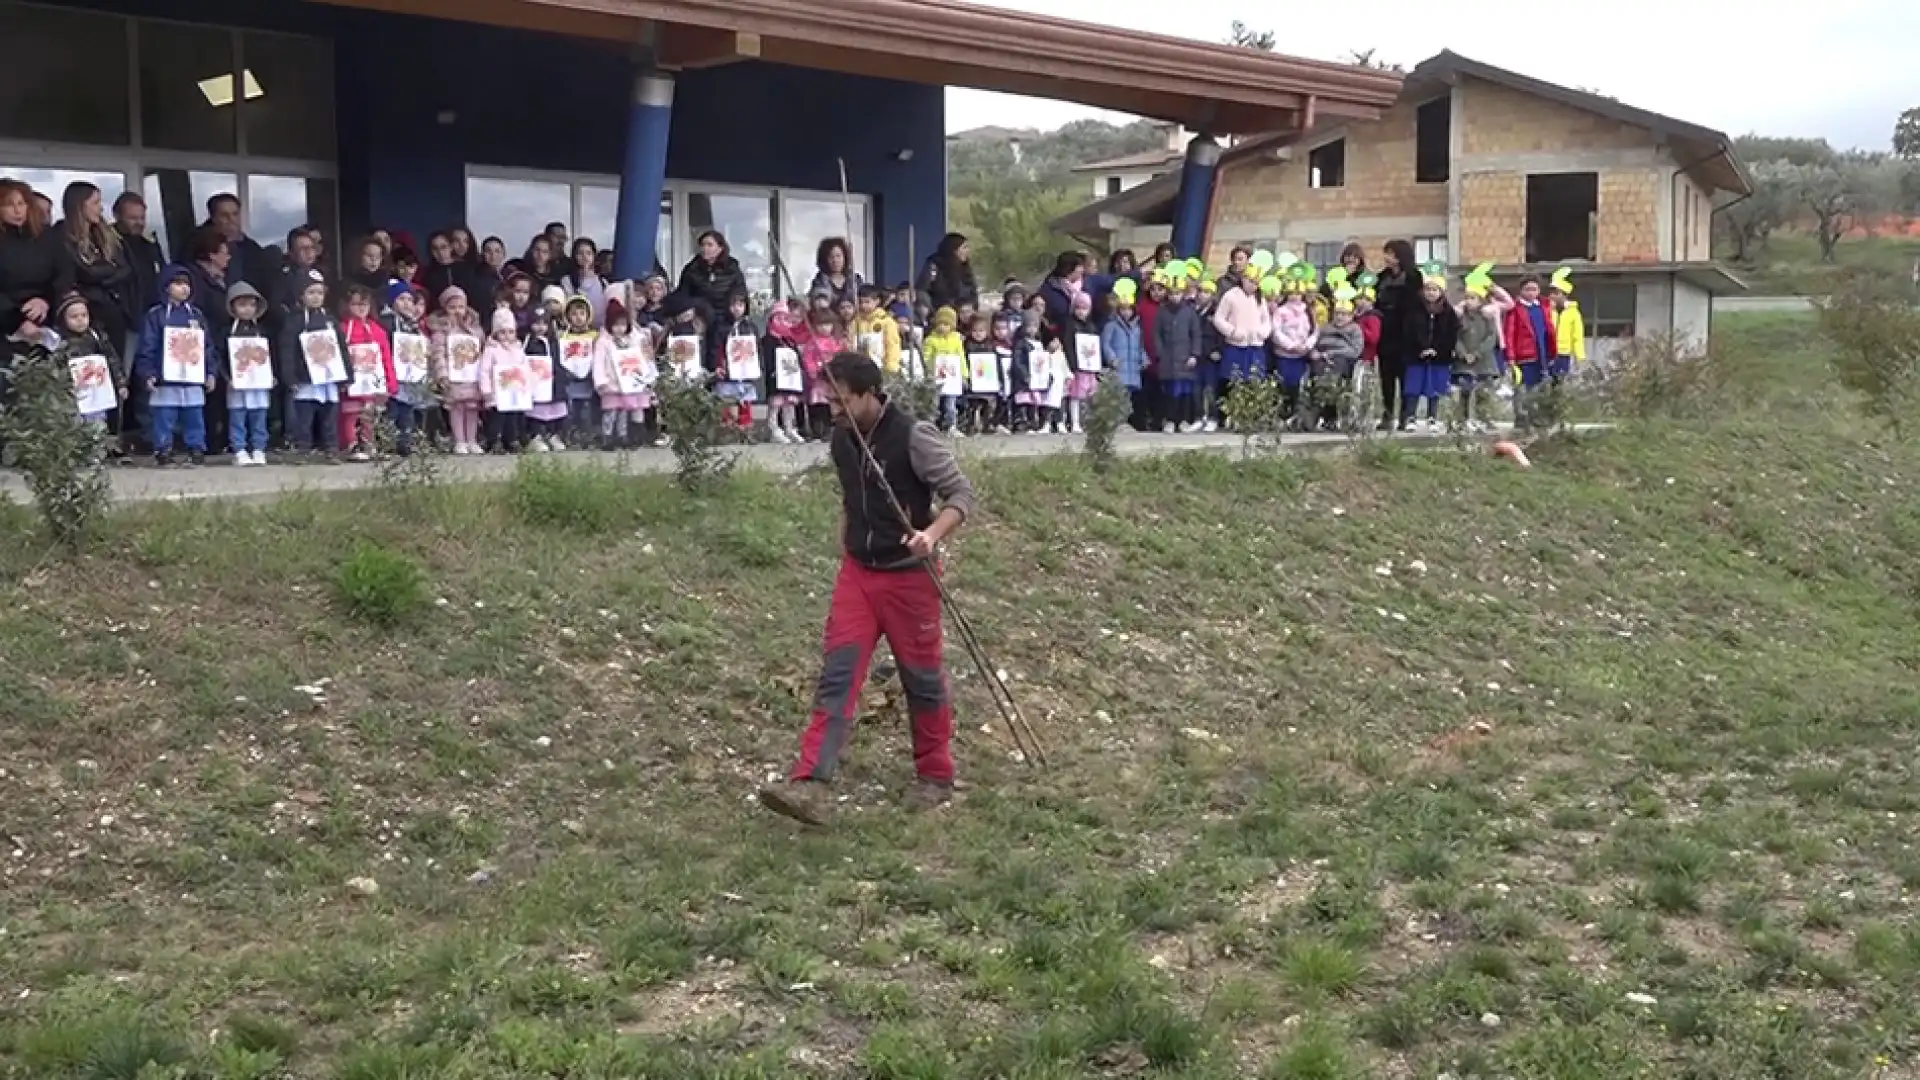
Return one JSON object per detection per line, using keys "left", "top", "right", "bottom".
{"left": 0, "top": 348, "right": 113, "bottom": 550}
{"left": 1586, "top": 330, "right": 1726, "bottom": 422}
{"left": 1816, "top": 289, "right": 1920, "bottom": 437}
{"left": 1082, "top": 371, "right": 1132, "bottom": 473}
{"left": 334, "top": 542, "right": 429, "bottom": 626}
{"left": 653, "top": 373, "right": 734, "bottom": 493}
{"left": 885, "top": 369, "right": 938, "bottom": 425}
{"left": 1222, "top": 376, "right": 1284, "bottom": 457}
{"left": 507, "top": 458, "right": 627, "bottom": 532}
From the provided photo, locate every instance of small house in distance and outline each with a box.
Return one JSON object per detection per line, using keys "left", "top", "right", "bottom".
{"left": 1071, "top": 122, "right": 1191, "bottom": 198}
{"left": 1056, "top": 51, "right": 1753, "bottom": 360}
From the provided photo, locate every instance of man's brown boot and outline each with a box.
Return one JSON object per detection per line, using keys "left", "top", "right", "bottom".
{"left": 758, "top": 780, "right": 833, "bottom": 826}
{"left": 902, "top": 780, "right": 954, "bottom": 813}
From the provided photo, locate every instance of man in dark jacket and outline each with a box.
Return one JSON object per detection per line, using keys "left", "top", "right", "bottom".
{"left": 758, "top": 351, "right": 978, "bottom": 827}
{"left": 203, "top": 193, "right": 272, "bottom": 290}
{"left": 112, "top": 192, "right": 163, "bottom": 453}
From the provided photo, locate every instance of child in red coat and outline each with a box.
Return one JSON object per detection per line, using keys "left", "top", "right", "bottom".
{"left": 337, "top": 284, "right": 395, "bottom": 461}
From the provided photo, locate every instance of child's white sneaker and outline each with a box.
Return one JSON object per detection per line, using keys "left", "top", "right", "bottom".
{"left": 995, "top": 424, "right": 1011, "bottom": 435}
{"left": 1202, "top": 419, "right": 1219, "bottom": 433}
{"left": 953, "top": 429, "right": 967, "bottom": 439}
{"left": 531, "top": 437, "right": 551, "bottom": 453}
{"left": 233, "top": 451, "right": 249, "bottom": 467}
{"left": 548, "top": 436, "right": 567, "bottom": 452}
{"left": 349, "top": 448, "right": 371, "bottom": 463}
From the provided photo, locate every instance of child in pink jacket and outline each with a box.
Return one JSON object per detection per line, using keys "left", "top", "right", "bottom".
{"left": 1270, "top": 287, "right": 1318, "bottom": 409}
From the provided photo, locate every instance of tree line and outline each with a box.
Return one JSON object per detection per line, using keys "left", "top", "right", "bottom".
{"left": 1717, "top": 113, "right": 1920, "bottom": 266}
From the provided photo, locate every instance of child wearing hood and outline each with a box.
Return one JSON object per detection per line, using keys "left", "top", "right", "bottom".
{"left": 555, "top": 294, "right": 600, "bottom": 449}
{"left": 763, "top": 299, "right": 809, "bottom": 444}
{"left": 339, "top": 284, "right": 396, "bottom": 462}
{"left": 133, "top": 263, "right": 218, "bottom": 466}
{"left": 480, "top": 306, "right": 529, "bottom": 453}
{"left": 217, "top": 281, "right": 273, "bottom": 465}
{"left": 51, "top": 294, "right": 125, "bottom": 438}
{"left": 430, "top": 286, "right": 487, "bottom": 454}
{"left": 923, "top": 306, "right": 965, "bottom": 433}
{"left": 380, "top": 281, "right": 435, "bottom": 456}
{"left": 276, "top": 267, "right": 346, "bottom": 462}
{"left": 711, "top": 290, "right": 761, "bottom": 435}
{"left": 592, "top": 299, "right": 655, "bottom": 450}
{"left": 1311, "top": 298, "right": 1365, "bottom": 432}
{"left": 523, "top": 309, "right": 567, "bottom": 451}
{"left": 1062, "top": 290, "right": 1101, "bottom": 435}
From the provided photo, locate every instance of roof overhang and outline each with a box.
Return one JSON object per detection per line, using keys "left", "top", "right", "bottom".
{"left": 1488, "top": 262, "right": 1750, "bottom": 296}
{"left": 1051, "top": 130, "right": 1307, "bottom": 234}
{"left": 315, "top": 0, "right": 1402, "bottom": 135}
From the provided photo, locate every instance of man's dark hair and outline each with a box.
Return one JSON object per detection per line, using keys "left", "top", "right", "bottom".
{"left": 857, "top": 283, "right": 884, "bottom": 302}
{"left": 825, "top": 351, "right": 883, "bottom": 396}
{"left": 187, "top": 224, "right": 228, "bottom": 263}
{"left": 206, "top": 192, "right": 240, "bottom": 216}
{"left": 286, "top": 227, "right": 312, "bottom": 248}
{"left": 111, "top": 191, "right": 145, "bottom": 215}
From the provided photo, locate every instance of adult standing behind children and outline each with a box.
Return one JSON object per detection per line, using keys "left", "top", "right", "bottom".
{"left": 1035, "top": 251, "right": 1084, "bottom": 344}
{"left": 676, "top": 230, "right": 745, "bottom": 317}
{"left": 757, "top": 350, "right": 978, "bottom": 828}
{"left": 808, "top": 237, "right": 863, "bottom": 311}
{"left": 1372, "top": 239, "right": 1423, "bottom": 431}
{"left": 0, "top": 178, "right": 72, "bottom": 340}
{"left": 921, "top": 232, "right": 978, "bottom": 314}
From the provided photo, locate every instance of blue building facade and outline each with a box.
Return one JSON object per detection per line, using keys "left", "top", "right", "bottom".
{"left": 0, "top": 0, "right": 946, "bottom": 294}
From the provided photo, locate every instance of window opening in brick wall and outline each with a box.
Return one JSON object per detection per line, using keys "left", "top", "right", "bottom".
{"left": 1525, "top": 172, "right": 1597, "bottom": 262}
{"left": 1303, "top": 241, "right": 1344, "bottom": 267}
{"left": 1585, "top": 282, "right": 1636, "bottom": 339}
{"left": 1415, "top": 95, "right": 1450, "bottom": 183}
{"left": 1308, "top": 139, "right": 1345, "bottom": 188}
{"left": 1413, "top": 236, "right": 1449, "bottom": 265}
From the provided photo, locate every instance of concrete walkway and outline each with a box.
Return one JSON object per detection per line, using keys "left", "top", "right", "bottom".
{"left": 0, "top": 425, "right": 1496, "bottom": 506}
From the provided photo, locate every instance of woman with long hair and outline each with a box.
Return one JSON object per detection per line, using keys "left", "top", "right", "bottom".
{"left": 675, "top": 229, "right": 744, "bottom": 316}
{"left": 508, "top": 233, "right": 563, "bottom": 290}
{"left": 60, "top": 181, "right": 133, "bottom": 346}
{"left": 0, "top": 179, "right": 73, "bottom": 339}
{"left": 922, "top": 232, "right": 977, "bottom": 313}
{"left": 807, "top": 237, "right": 861, "bottom": 310}
{"left": 1374, "top": 238, "right": 1423, "bottom": 431}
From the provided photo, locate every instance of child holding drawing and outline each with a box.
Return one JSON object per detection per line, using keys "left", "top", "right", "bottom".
{"left": 429, "top": 286, "right": 486, "bottom": 455}
{"left": 591, "top": 298, "right": 654, "bottom": 449}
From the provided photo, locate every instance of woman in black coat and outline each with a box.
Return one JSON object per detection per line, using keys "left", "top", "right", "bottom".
{"left": 676, "top": 230, "right": 745, "bottom": 314}
{"left": 58, "top": 182, "right": 133, "bottom": 347}
{"left": 921, "top": 232, "right": 978, "bottom": 313}
{"left": 0, "top": 179, "right": 73, "bottom": 339}
{"left": 1372, "top": 238, "right": 1424, "bottom": 431}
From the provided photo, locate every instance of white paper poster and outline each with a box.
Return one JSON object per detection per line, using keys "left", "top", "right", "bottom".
{"left": 613, "top": 344, "right": 657, "bottom": 395}
{"left": 725, "top": 334, "right": 762, "bottom": 382}
{"left": 445, "top": 332, "right": 481, "bottom": 385}
{"left": 491, "top": 352, "right": 533, "bottom": 412}
{"left": 228, "top": 335, "right": 273, "bottom": 391}
{"left": 162, "top": 325, "right": 206, "bottom": 385}
{"left": 666, "top": 334, "right": 704, "bottom": 381}
{"left": 299, "top": 329, "right": 346, "bottom": 386}
{"left": 347, "top": 343, "right": 386, "bottom": 397}
{"left": 859, "top": 332, "right": 885, "bottom": 365}
{"left": 525, "top": 349, "right": 555, "bottom": 404}
{"left": 69, "top": 354, "right": 116, "bottom": 415}
{"left": 1074, "top": 333, "right": 1102, "bottom": 373}
{"left": 1027, "top": 346, "right": 1053, "bottom": 393}
{"left": 933, "top": 353, "right": 963, "bottom": 397}
{"left": 392, "top": 331, "right": 429, "bottom": 385}
{"left": 966, "top": 350, "right": 999, "bottom": 395}
{"left": 901, "top": 347, "right": 925, "bottom": 379}
{"left": 773, "top": 346, "right": 803, "bottom": 393}
{"left": 559, "top": 335, "right": 595, "bottom": 379}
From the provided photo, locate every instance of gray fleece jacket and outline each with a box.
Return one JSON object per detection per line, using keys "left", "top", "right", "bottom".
{"left": 1313, "top": 320, "right": 1364, "bottom": 376}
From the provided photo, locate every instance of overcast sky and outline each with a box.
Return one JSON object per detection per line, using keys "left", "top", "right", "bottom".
{"left": 947, "top": 0, "right": 1914, "bottom": 152}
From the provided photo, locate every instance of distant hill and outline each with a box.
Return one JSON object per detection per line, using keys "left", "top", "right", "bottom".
{"left": 948, "top": 118, "right": 1168, "bottom": 199}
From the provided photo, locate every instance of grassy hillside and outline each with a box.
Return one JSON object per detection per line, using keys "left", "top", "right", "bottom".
{"left": 1736, "top": 231, "right": 1920, "bottom": 295}
{"left": 2, "top": 315, "right": 1919, "bottom": 1079}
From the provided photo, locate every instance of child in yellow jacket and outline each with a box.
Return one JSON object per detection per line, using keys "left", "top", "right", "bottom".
{"left": 850, "top": 283, "right": 902, "bottom": 374}
{"left": 1549, "top": 268, "right": 1584, "bottom": 378}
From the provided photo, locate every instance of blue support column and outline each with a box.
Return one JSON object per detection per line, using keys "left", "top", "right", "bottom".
{"left": 1168, "top": 134, "right": 1222, "bottom": 260}
{"left": 612, "top": 68, "right": 675, "bottom": 281}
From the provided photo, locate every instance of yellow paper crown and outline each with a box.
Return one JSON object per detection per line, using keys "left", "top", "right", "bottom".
{"left": 1550, "top": 267, "right": 1574, "bottom": 295}
{"left": 1112, "top": 278, "right": 1138, "bottom": 304}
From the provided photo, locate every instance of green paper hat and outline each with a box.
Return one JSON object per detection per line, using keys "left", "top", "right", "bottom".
{"left": 1463, "top": 261, "right": 1495, "bottom": 298}
{"left": 1258, "top": 275, "right": 1282, "bottom": 298}
{"left": 1112, "top": 278, "right": 1138, "bottom": 304}
{"left": 1182, "top": 258, "right": 1206, "bottom": 280}
{"left": 1325, "top": 267, "right": 1350, "bottom": 291}
{"left": 1550, "top": 267, "right": 1575, "bottom": 295}
{"left": 1356, "top": 271, "right": 1379, "bottom": 290}
{"left": 1274, "top": 251, "right": 1299, "bottom": 273}
{"left": 1249, "top": 250, "right": 1275, "bottom": 274}
{"left": 1418, "top": 259, "right": 1448, "bottom": 281}
{"left": 1332, "top": 284, "right": 1359, "bottom": 310}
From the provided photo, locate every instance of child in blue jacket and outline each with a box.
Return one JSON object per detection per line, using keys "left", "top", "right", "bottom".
{"left": 132, "top": 263, "right": 217, "bottom": 466}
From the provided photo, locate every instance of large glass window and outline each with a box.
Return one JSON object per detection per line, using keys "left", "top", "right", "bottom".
{"left": 686, "top": 190, "right": 775, "bottom": 304}
{"left": 0, "top": 166, "right": 130, "bottom": 212}
{"left": 143, "top": 168, "right": 237, "bottom": 263}
{"left": 465, "top": 176, "right": 570, "bottom": 256}
{"left": 575, "top": 186, "right": 673, "bottom": 269}
{"left": 249, "top": 174, "right": 337, "bottom": 257}
{"left": 0, "top": 3, "right": 131, "bottom": 146}
{"left": 241, "top": 32, "right": 335, "bottom": 160}
{"left": 782, "top": 194, "right": 869, "bottom": 291}
{"left": 138, "top": 20, "right": 238, "bottom": 154}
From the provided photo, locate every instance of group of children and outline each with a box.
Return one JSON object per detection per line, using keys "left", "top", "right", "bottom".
{"left": 18, "top": 230, "right": 1592, "bottom": 465}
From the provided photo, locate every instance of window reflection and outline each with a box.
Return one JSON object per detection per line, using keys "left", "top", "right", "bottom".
{"left": 465, "top": 177, "right": 570, "bottom": 257}
{"left": 783, "top": 195, "right": 868, "bottom": 293}
{"left": 139, "top": 20, "right": 237, "bottom": 154}
{"left": 0, "top": 2, "right": 130, "bottom": 146}
{"left": 143, "top": 168, "right": 236, "bottom": 263}
{"left": 249, "top": 175, "right": 336, "bottom": 265}
{"left": 242, "top": 32, "right": 335, "bottom": 160}
{"left": 577, "top": 185, "right": 618, "bottom": 251}
{"left": 0, "top": 168, "right": 131, "bottom": 217}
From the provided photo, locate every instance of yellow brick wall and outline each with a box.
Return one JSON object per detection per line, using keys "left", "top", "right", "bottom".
{"left": 1597, "top": 170, "right": 1662, "bottom": 262}
{"left": 1458, "top": 174, "right": 1525, "bottom": 264}
{"left": 1210, "top": 99, "right": 1448, "bottom": 238}
{"left": 1458, "top": 77, "right": 1653, "bottom": 155}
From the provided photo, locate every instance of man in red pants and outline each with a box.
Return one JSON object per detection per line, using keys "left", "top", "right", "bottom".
{"left": 758, "top": 351, "right": 978, "bottom": 826}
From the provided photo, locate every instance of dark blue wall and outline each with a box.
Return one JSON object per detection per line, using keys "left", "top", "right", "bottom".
{"left": 63, "top": 0, "right": 946, "bottom": 284}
